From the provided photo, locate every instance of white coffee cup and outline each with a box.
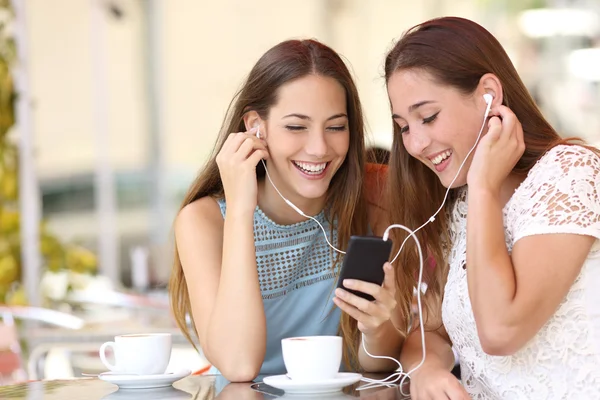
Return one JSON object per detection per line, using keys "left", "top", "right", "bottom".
{"left": 281, "top": 336, "right": 342, "bottom": 381}
{"left": 99, "top": 333, "right": 172, "bottom": 375}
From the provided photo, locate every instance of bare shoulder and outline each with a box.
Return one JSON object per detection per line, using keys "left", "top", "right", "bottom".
{"left": 175, "top": 196, "right": 224, "bottom": 239}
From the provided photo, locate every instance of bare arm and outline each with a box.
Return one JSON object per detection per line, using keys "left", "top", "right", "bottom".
{"left": 176, "top": 198, "right": 266, "bottom": 381}
{"left": 176, "top": 131, "right": 269, "bottom": 382}
{"left": 467, "top": 189, "right": 595, "bottom": 355}
{"left": 465, "top": 109, "right": 598, "bottom": 355}
{"left": 356, "top": 293, "right": 404, "bottom": 372}
{"left": 400, "top": 325, "right": 454, "bottom": 373}
{"left": 400, "top": 302, "right": 470, "bottom": 399}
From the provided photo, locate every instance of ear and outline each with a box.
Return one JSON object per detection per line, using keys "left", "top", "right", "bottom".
{"left": 243, "top": 111, "right": 265, "bottom": 138}
{"left": 478, "top": 73, "right": 503, "bottom": 109}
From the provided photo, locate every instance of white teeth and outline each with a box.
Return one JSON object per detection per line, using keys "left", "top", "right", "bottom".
{"left": 431, "top": 150, "right": 452, "bottom": 166}
{"left": 293, "top": 161, "right": 327, "bottom": 174}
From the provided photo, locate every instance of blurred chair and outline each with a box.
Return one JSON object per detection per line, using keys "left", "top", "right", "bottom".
{"left": 0, "top": 306, "right": 85, "bottom": 330}
{"left": 64, "top": 289, "right": 170, "bottom": 311}
{"left": 0, "top": 305, "right": 84, "bottom": 384}
{"left": 0, "top": 311, "right": 26, "bottom": 385}
{"left": 59, "top": 289, "right": 173, "bottom": 331}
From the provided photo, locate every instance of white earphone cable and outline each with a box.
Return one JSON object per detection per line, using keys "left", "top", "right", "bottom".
{"left": 357, "top": 224, "right": 425, "bottom": 394}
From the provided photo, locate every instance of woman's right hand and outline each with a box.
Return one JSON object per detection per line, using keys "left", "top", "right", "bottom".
{"left": 215, "top": 128, "right": 269, "bottom": 215}
{"left": 409, "top": 365, "right": 470, "bottom": 400}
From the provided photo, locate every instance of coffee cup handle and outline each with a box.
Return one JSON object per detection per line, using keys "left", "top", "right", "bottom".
{"left": 99, "top": 341, "right": 118, "bottom": 372}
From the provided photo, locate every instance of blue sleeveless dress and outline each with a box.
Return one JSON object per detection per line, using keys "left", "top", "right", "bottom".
{"left": 214, "top": 198, "right": 342, "bottom": 375}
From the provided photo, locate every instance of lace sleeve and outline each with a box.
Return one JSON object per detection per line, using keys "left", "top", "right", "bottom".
{"left": 509, "top": 145, "right": 600, "bottom": 243}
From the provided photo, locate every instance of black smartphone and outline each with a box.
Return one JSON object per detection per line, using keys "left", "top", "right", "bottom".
{"left": 336, "top": 235, "right": 393, "bottom": 301}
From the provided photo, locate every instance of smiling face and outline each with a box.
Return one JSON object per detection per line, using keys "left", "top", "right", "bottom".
{"left": 387, "top": 69, "right": 492, "bottom": 188}
{"left": 262, "top": 74, "right": 350, "bottom": 202}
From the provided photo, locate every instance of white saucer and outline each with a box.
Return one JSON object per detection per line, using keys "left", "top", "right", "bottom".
{"left": 263, "top": 372, "right": 362, "bottom": 394}
{"left": 101, "top": 386, "right": 192, "bottom": 399}
{"left": 98, "top": 369, "right": 191, "bottom": 389}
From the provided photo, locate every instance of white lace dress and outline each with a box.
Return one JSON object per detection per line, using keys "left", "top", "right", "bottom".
{"left": 442, "top": 145, "right": 600, "bottom": 399}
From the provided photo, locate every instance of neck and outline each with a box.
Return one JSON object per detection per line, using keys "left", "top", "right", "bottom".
{"left": 257, "top": 176, "right": 327, "bottom": 226}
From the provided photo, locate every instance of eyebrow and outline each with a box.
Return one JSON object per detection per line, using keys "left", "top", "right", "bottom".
{"left": 283, "top": 113, "right": 348, "bottom": 121}
{"left": 392, "top": 100, "right": 435, "bottom": 119}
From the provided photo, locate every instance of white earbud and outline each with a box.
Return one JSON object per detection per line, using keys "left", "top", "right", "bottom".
{"left": 483, "top": 94, "right": 493, "bottom": 122}
{"left": 256, "top": 126, "right": 261, "bottom": 139}
{"left": 483, "top": 93, "right": 493, "bottom": 105}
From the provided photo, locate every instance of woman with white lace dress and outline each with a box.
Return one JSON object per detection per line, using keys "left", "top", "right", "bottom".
{"left": 382, "top": 17, "right": 600, "bottom": 399}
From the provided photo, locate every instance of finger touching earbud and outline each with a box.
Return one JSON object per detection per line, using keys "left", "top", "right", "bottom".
{"left": 487, "top": 115, "right": 503, "bottom": 137}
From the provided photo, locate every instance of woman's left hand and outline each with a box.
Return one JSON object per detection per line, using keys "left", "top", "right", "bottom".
{"left": 467, "top": 105, "right": 525, "bottom": 195}
{"left": 333, "top": 262, "right": 397, "bottom": 336}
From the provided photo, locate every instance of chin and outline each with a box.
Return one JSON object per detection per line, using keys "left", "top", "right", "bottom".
{"left": 289, "top": 170, "right": 337, "bottom": 198}
{"left": 290, "top": 179, "right": 329, "bottom": 199}
{"left": 296, "top": 187, "right": 329, "bottom": 200}
{"left": 437, "top": 169, "right": 467, "bottom": 189}
{"left": 441, "top": 175, "right": 467, "bottom": 189}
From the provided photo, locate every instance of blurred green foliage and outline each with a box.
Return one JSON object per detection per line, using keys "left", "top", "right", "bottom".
{"left": 0, "top": 1, "right": 97, "bottom": 304}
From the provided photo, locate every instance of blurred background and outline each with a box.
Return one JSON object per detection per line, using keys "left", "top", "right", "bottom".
{"left": 0, "top": 0, "right": 599, "bottom": 382}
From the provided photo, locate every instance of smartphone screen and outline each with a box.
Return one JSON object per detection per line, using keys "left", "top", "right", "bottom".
{"left": 336, "top": 236, "right": 393, "bottom": 301}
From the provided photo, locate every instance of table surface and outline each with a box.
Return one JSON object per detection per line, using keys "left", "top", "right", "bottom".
{"left": 0, "top": 373, "right": 410, "bottom": 399}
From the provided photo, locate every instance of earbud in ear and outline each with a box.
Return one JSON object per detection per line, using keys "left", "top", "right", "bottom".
{"left": 483, "top": 94, "right": 493, "bottom": 105}
{"left": 256, "top": 126, "right": 261, "bottom": 139}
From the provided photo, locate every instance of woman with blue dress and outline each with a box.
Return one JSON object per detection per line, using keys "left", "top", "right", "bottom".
{"left": 169, "top": 39, "right": 403, "bottom": 382}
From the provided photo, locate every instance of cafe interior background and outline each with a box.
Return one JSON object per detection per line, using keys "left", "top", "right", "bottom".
{"left": 1, "top": 0, "right": 599, "bottom": 383}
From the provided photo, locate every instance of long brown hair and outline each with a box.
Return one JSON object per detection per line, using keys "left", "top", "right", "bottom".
{"left": 383, "top": 17, "right": 592, "bottom": 334}
{"left": 169, "top": 39, "right": 369, "bottom": 369}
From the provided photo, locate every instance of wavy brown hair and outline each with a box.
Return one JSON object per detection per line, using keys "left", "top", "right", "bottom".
{"left": 383, "top": 17, "right": 595, "bottom": 335}
{"left": 168, "top": 39, "right": 369, "bottom": 370}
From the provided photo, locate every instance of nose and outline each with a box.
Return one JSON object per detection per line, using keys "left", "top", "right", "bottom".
{"left": 404, "top": 128, "right": 432, "bottom": 156}
{"left": 305, "top": 129, "right": 328, "bottom": 159}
